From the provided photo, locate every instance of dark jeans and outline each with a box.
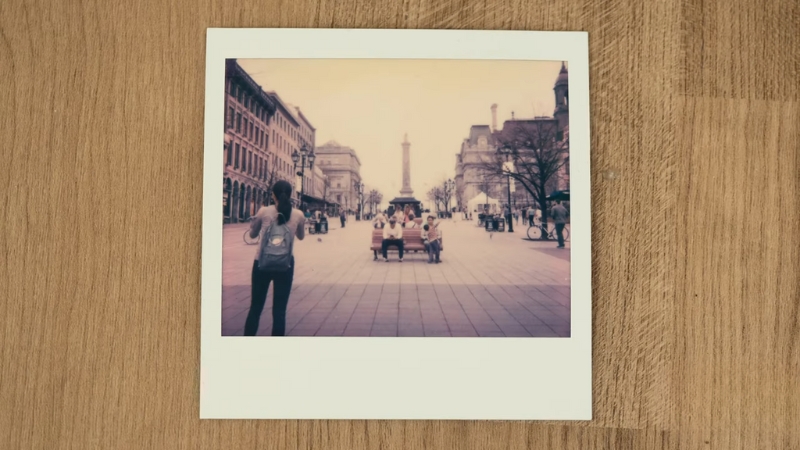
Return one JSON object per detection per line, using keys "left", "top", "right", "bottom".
{"left": 555, "top": 223, "right": 566, "bottom": 247}
{"left": 340, "top": 218, "right": 345, "bottom": 227}
{"left": 245, "top": 259, "right": 295, "bottom": 336}
{"left": 427, "top": 240, "right": 441, "bottom": 262}
{"left": 529, "top": 216, "right": 534, "bottom": 226}
{"left": 381, "top": 239, "right": 404, "bottom": 259}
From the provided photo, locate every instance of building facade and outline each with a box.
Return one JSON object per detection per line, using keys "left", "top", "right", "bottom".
{"left": 293, "top": 108, "right": 324, "bottom": 207}
{"left": 314, "top": 141, "right": 362, "bottom": 214}
{"left": 455, "top": 62, "right": 570, "bottom": 212}
{"left": 454, "top": 125, "right": 502, "bottom": 210}
{"left": 223, "top": 59, "right": 277, "bottom": 223}
{"left": 266, "top": 92, "right": 303, "bottom": 189}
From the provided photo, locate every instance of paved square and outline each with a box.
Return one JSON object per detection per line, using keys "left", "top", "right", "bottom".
{"left": 222, "top": 218, "right": 571, "bottom": 337}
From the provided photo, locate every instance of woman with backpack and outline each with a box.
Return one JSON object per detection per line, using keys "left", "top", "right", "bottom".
{"left": 244, "top": 180, "right": 306, "bottom": 336}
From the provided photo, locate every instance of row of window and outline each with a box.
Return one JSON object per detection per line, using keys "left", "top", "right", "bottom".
{"left": 228, "top": 106, "right": 268, "bottom": 152}
{"left": 275, "top": 112, "right": 312, "bottom": 145}
{"left": 228, "top": 80, "right": 270, "bottom": 124}
{"left": 272, "top": 129, "right": 295, "bottom": 157}
{"left": 227, "top": 75, "right": 315, "bottom": 153}
{"left": 226, "top": 141, "right": 299, "bottom": 180}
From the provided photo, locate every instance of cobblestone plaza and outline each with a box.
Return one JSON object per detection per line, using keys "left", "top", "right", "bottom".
{"left": 222, "top": 219, "right": 571, "bottom": 337}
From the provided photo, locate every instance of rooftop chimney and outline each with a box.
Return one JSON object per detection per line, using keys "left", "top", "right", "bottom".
{"left": 490, "top": 104, "right": 498, "bottom": 131}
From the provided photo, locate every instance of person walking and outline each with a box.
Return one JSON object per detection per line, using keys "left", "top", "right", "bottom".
{"left": 381, "top": 217, "right": 404, "bottom": 262}
{"left": 244, "top": 180, "right": 306, "bottom": 336}
{"left": 527, "top": 206, "right": 535, "bottom": 226}
{"left": 340, "top": 210, "right": 346, "bottom": 228}
{"left": 551, "top": 200, "right": 569, "bottom": 249}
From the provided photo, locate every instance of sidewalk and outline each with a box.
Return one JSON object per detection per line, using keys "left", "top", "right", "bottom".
{"left": 222, "top": 218, "right": 571, "bottom": 337}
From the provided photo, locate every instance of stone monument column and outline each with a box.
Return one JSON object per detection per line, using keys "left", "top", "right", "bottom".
{"left": 400, "top": 133, "right": 414, "bottom": 197}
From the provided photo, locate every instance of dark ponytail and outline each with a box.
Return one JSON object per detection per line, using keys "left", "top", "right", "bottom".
{"left": 272, "top": 180, "right": 293, "bottom": 225}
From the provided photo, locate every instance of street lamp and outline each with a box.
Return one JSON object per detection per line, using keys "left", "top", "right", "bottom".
{"left": 497, "top": 145, "right": 515, "bottom": 233}
{"left": 292, "top": 143, "right": 316, "bottom": 212}
{"left": 353, "top": 181, "right": 365, "bottom": 220}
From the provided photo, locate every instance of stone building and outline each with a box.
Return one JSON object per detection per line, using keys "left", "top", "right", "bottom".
{"left": 314, "top": 141, "right": 362, "bottom": 214}
{"left": 454, "top": 124, "right": 501, "bottom": 210}
{"left": 266, "top": 92, "right": 305, "bottom": 193}
{"left": 223, "top": 59, "right": 323, "bottom": 223}
{"left": 223, "top": 59, "right": 277, "bottom": 223}
{"left": 291, "top": 107, "right": 327, "bottom": 208}
{"left": 455, "top": 62, "right": 570, "bottom": 211}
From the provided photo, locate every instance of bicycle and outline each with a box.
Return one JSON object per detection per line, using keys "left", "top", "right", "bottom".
{"left": 243, "top": 223, "right": 260, "bottom": 245}
{"left": 527, "top": 222, "right": 569, "bottom": 242}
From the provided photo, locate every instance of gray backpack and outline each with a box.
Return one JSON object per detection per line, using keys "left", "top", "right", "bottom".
{"left": 257, "top": 214, "right": 295, "bottom": 272}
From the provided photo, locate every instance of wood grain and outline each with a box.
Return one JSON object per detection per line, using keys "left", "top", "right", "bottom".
{"left": 0, "top": 0, "right": 798, "bottom": 448}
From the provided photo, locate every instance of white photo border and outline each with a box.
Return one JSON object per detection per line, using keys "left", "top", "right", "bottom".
{"left": 201, "top": 28, "right": 592, "bottom": 420}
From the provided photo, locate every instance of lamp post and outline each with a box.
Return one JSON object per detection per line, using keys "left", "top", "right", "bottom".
{"left": 497, "top": 145, "right": 515, "bottom": 232}
{"left": 354, "top": 181, "right": 364, "bottom": 220}
{"left": 291, "top": 144, "right": 316, "bottom": 212}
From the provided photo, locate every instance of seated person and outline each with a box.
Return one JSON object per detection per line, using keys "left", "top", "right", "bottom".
{"left": 423, "top": 216, "right": 442, "bottom": 264}
{"left": 380, "top": 218, "right": 404, "bottom": 262}
{"left": 406, "top": 213, "right": 419, "bottom": 228}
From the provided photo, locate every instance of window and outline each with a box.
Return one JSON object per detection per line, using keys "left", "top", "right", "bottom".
{"left": 337, "top": 183, "right": 341, "bottom": 188}
{"left": 250, "top": 122, "right": 254, "bottom": 140}
{"left": 248, "top": 152, "right": 253, "bottom": 175}
{"left": 557, "top": 131, "right": 564, "bottom": 141}
{"left": 226, "top": 142, "right": 232, "bottom": 166}
{"left": 234, "top": 143, "right": 240, "bottom": 168}
{"left": 236, "top": 113, "right": 242, "bottom": 133}
{"left": 228, "top": 107, "right": 234, "bottom": 129}
{"left": 245, "top": 95, "right": 249, "bottom": 109}
{"left": 242, "top": 147, "right": 247, "bottom": 172}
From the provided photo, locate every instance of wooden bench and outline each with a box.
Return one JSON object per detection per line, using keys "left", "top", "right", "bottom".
{"left": 369, "top": 227, "right": 444, "bottom": 259}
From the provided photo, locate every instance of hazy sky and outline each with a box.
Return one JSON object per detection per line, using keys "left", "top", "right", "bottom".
{"left": 239, "top": 59, "right": 564, "bottom": 201}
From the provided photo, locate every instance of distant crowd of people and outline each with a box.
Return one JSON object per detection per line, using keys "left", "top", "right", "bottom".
{"left": 464, "top": 202, "right": 570, "bottom": 248}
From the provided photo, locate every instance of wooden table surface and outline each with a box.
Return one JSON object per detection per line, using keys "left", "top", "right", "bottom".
{"left": 1, "top": 0, "right": 797, "bottom": 449}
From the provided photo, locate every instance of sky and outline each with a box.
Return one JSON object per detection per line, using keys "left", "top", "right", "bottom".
{"left": 238, "top": 59, "right": 564, "bottom": 203}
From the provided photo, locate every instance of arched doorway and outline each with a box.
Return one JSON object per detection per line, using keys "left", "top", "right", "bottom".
{"left": 243, "top": 185, "right": 252, "bottom": 220}
{"left": 232, "top": 181, "right": 240, "bottom": 223}
{"left": 238, "top": 184, "right": 246, "bottom": 222}
{"left": 224, "top": 178, "right": 232, "bottom": 221}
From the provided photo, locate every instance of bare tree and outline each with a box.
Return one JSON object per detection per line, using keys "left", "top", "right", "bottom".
{"left": 366, "top": 189, "right": 383, "bottom": 214}
{"left": 320, "top": 176, "right": 331, "bottom": 214}
{"left": 426, "top": 187, "right": 445, "bottom": 213}
{"left": 478, "top": 119, "right": 568, "bottom": 238}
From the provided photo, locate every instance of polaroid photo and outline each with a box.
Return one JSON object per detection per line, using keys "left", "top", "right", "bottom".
{"left": 201, "top": 28, "right": 591, "bottom": 420}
